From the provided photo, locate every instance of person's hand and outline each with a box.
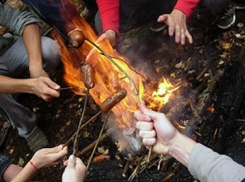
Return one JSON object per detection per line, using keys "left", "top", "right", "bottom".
{"left": 62, "top": 155, "right": 86, "bottom": 182}
{"left": 157, "top": 9, "right": 193, "bottom": 45}
{"left": 31, "top": 145, "right": 68, "bottom": 169}
{"left": 134, "top": 103, "right": 179, "bottom": 155}
{"left": 85, "top": 30, "right": 115, "bottom": 64}
{"left": 32, "top": 76, "right": 60, "bottom": 101}
{"left": 104, "top": 29, "right": 116, "bottom": 47}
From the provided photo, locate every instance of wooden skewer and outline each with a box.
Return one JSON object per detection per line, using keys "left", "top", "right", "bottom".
{"left": 86, "top": 111, "right": 111, "bottom": 170}
{"left": 64, "top": 111, "right": 102, "bottom": 146}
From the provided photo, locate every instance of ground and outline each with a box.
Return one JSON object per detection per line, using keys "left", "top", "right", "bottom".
{"left": 1, "top": 1, "right": 245, "bottom": 182}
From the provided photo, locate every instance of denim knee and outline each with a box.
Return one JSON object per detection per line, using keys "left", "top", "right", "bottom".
{"left": 0, "top": 154, "right": 13, "bottom": 179}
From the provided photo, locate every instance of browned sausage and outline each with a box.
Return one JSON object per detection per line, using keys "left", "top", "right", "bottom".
{"left": 92, "top": 154, "right": 111, "bottom": 162}
{"left": 68, "top": 29, "right": 85, "bottom": 48}
{"left": 81, "top": 62, "right": 96, "bottom": 89}
{"left": 100, "top": 89, "right": 127, "bottom": 112}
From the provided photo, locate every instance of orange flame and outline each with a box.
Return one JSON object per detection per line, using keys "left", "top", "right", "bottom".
{"left": 52, "top": 1, "right": 179, "bottom": 128}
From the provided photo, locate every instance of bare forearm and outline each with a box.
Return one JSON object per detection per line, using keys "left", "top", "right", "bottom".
{"left": 170, "top": 132, "right": 196, "bottom": 167}
{"left": 23, "top": 24, "right": 43, "bottom": 70}
{"left": 0, "top": 75, "right": 35, "bottom": 94}
{"left": 10, "top": 163, "right": 38, "bottom": 182}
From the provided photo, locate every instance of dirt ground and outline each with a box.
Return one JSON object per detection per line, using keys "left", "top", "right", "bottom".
{"left": 1, "top": 1, "right": 245, "bottom": 182}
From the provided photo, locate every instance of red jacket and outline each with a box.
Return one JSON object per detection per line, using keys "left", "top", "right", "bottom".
{"left": 96, "top": 0, "right": 200, "bottom": 41}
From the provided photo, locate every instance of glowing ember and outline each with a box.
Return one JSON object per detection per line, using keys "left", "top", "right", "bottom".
{"left": 207, "top": 107, "right": 214, "bottom": 113}
{"left": 52, "top": 0, "right": 179, "bottom": 129}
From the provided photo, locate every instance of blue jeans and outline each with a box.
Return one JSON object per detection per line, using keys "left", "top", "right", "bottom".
{"left": 0, "top": 36, "right": 60, "bottom": 138}
{"left": 0, "top": 154, "right": 13, "bottom": 179}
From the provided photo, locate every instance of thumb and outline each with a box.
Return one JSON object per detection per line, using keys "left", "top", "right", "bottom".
{"left": 67, "top": 155, "right": 76, "bottom": 168}
{"left": 44, "top": 77, "right": 60, "bottom": 90}
{"left": 158, "top": 15, "right": 168, "bottom": 23}
{"left": 139, "top": 103, "right": 158, "bottom": 121}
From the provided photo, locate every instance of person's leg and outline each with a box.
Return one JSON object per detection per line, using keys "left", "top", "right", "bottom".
{"left": 95, "top": 0, "right": 177, "bottom": 34}
{"left": 200, "top": 0, "right": 231, "bottom": 14}
{"left": 119, "top": 0, "right": 177, "bottom": 32}
{"left": 0, "top": 37, "right": 60, "bottom": 150}
{"left": 3, "top": 164, "right": 22, "bottom": 182}
{"left": 0, "top": 154, "right": 20, "bottom": 182}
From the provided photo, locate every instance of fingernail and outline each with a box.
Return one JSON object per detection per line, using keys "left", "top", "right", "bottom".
{"left": 55, "top": 85, "right": 60, "bottom": 90}
{"left": 69, "top": 155, "right": 75, "bottom": 160}
{"left": 58, "top": 145, "right": 63, "bottom": 150}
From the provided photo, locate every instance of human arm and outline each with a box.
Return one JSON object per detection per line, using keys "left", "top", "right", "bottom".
{"left": 157, "top": 0, "right": 201, "bottom": 45}
{"left": 0, "top": 75, "right": 60, "bottom": 101}
{"left": 11, "top": 145, "right": 68, "bottom": 182}
{"left": 135, "top": 103, "right": 245, "bottom": 182}
{"left": 0, "top": 4, "right": 48, "bottom": 78}
{"left": 23, "top": 23, "right": 48, "bottom": 78}
{"left": 62, "top": 155, "right": 87, "bottom": 182}
{"left": 96, "top": 0, "right": 119, "bottom": 46}
{"left": 134, "top": 103, "right": 196, "bottom": 166}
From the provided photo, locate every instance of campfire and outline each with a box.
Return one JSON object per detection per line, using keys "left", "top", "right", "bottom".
{"left": 48, "top": 0, "right": 245, "bottom": 181}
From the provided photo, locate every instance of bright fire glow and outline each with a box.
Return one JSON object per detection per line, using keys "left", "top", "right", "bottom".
{"left": 52, "top": 0, "right": 179, "bottom": 128}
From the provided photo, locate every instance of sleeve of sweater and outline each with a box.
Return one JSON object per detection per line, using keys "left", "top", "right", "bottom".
{"left": 0, "top": 4, "right": 42, "bottom": 36}
{"left": 188, "top": 143, "right": 245, "bottom": 182}
{"left": 174, "top": 0, "right": 201, "bottom": 19}
{"left": 96, "top": 0, "right": 120, "bottom": 41}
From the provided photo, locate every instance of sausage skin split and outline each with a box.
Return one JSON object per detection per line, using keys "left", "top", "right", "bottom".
{"left": 100, "top": 89, "right": 127, "bottom": 112}
{"left": 81, "top": 62, "right": 95, "bottom": 89}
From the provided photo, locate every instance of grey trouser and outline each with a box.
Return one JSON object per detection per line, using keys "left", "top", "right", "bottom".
{"left": 0, "top": 36, "right": 60, "bottom": 138}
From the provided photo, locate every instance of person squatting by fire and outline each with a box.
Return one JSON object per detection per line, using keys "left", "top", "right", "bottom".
{"left": 0, "top": 0, "right": 245, "bottom": 182}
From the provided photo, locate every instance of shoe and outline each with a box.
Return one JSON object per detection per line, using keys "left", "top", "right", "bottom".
{"left": 217, "top": 8, "right": 236, "bottom": 30}
{"left": 150, "top": 21, "right": 167, "bottom": 32}
{"left": 26, "top": 127, "right": 49, "bottom": 152}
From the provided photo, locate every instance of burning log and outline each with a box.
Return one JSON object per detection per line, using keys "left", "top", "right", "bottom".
{"left": 182, "top": 69, "right": 224, "bottom": 137}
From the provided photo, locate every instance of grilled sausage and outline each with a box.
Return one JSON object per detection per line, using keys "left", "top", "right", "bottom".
{"left": 68, "top": 29, "right": 85, "bottom": 48}
{"left": 81, "top": 62, "right": 96, "bottom": 89}
{"left": 100, "top": 89, "right": 127, "bottom": 112}
{"left": 93, "top": 154, "right": 111, "bottom": 162}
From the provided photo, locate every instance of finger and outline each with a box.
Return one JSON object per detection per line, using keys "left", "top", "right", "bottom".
{"left": 44, "top": 77, "right": 60, "bottom": 90}
{"left": 138, "top": 130, "right": 156, "bottom": 138}
{"left": 139, "top": 103, "right": 159, "bottom": 121}
{"left": 136, "top": 121, "right": 154, "bottom": 131}
{"left": 185, "top": 31, "right": 193, "bottom": 44}
{"left": 67, "top": 155, "right": 75, "bottom": 168}
{"left": 134, "top": 110, "right": 151, "bottom": 122}
{"left": 63, "top": 160, "right": 68, "bottom": 166}
{"left": 75, "top": 157, "right": 86, "bottom": 169}
{"left": 180, "top": 28, "right": 186, "bottom": 45}
{"left": 142, "top": 138, "right": 156, "bottom": 146}
{"left": 157, "top": 15, "right": 167, "bottom": 23}
{"left": 174, "top": 24, "right": 181, "bottom": 44}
